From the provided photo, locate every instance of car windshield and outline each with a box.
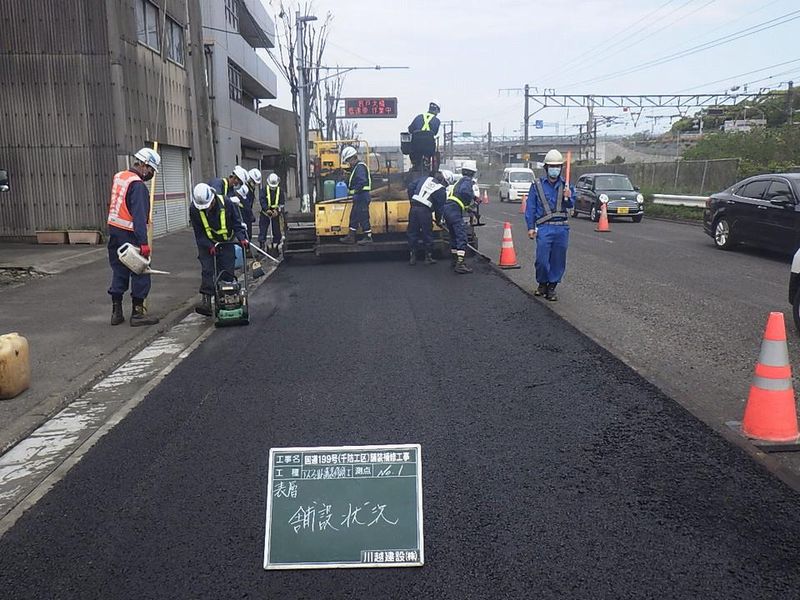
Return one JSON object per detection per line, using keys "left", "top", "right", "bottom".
{"left": 509, "top": 172, "right": 533, "bottom": 183}
{"left": 594, "top": 175, "right": 635, "bottom": 191}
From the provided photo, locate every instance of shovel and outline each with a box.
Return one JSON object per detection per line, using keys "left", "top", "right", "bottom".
{"left": 249, "top": 242, "right": 281, "bottom": 279}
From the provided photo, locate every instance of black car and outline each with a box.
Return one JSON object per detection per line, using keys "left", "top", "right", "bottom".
{"left": 703, "top": 173, "right": 800, "bottom": 254}
{"left": 572, "top": 173, "right": 644, "bottom": 223}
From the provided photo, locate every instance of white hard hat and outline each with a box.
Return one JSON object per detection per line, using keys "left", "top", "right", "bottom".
{"left": 341, "top": 146, "right": 358, "bottom": 163}
{"left": 544, "top": 149, "right": 564, "bottom": 165}
{"left": 429, "top": 100, "right": 440, "bottom": 113}
{"left": 248, "top": 168, "right": 262, "bottom": 186}
{"left": 134, "top": 147, "right": 161, "bottom": 172}
{"left": 267, "top": 173, "right": 280, "bottom": 188}
{"left": 192, "top": 183, "right": 215, "bottom": 210}
{"left": 232, "top": 165, "right": 250, "bottom": 185}
{"left": 461, "top": 160, "right": 477, "bottom": 174}
{"left": 441, "top": 169, "right": 456, "bottom": 185}
{"left": 236, "top": 184, "right": 249, "bottom": 199}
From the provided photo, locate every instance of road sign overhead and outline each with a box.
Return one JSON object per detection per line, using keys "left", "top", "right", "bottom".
{"left": 343, "top": 97, "right": 398, "bottom": 118}
{"left": 263, "top": 444, "right": 424, "bottom": 570}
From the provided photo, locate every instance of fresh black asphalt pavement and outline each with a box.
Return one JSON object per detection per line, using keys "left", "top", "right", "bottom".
{"left": 2, "top": 256, "right": 800, "bottom": 599}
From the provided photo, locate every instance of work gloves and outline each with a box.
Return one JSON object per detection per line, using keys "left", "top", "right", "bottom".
{"left": 240, "top": 238, "right": 250, "bottom": 248}
{"left": 139, "top": 244, "right": 151, "bottom": 258}
{"left": 208, "top": 246, "right": 217, "bottom": 256}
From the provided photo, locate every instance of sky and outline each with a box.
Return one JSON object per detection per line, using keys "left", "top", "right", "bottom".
{"left": 258, "top": 0, "right": 799, "bottom": 145}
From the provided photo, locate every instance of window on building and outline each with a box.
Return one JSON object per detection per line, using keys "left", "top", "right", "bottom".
{"left": 166, "top": 17, "right": 184, "bottom": 65}
{"left": 229, "top": 62, "right": 242, "bottom": 103}
{"left": 225, "top": 0, "right": 239, "bottom": 32}
{"left": 135, "top": 0, "right": 160, "bottom": 51}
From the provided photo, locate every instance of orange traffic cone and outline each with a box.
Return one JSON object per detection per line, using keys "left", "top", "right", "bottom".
{"left": 498, "top": 222, "right": 521, "bottom": 269}
{"left": 741, "top": 312, "right": 800, "bottom": 448}
{"left": 482, "top": 190, "right": 490, "bottom": 205}
{"left": 519, "top": 196, "right": 526, "bottom": 214}
{"left": 595, "top": 202, "right": 611, "bottom": 232}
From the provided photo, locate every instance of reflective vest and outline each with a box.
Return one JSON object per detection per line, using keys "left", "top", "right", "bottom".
{"left": 421, "top": 112, "right": 436, "bottom": 132}
{"left": 447, "top": 177, "right": 470, "bottom": 211}
{"left": 107, "top": 171, "right": 145, "bottom": 231}
{"left": 199, "top": 197, "right": 233, "bottom": 242}
{"left": 534, "top": 179, "right": 568, "bottom": 226}
{"left": 265, "top": 187, "right": 281, "bottom": 209}
{"left": 349, "top": 162, "right": 372, "bottom": 193}
{"left": 412, "top": 177, "right": 442, "bottom": 209}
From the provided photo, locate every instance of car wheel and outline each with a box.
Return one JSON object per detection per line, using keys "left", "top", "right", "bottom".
{"left": 571, "top": 207, "right": 579, "bottom": 218}
{"left": 499, "top": 194, "right": 504, "bottom": 203}
{"left": 713, "top": 216, "right": 735, "bottom": 250}
{"left": 632, "top": 214, "right": 643, "bottom": 223}
{"left": 590, "top": 205, "right": 599, "bottom": 222}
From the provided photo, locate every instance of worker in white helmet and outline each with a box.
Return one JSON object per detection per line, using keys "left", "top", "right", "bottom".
{"left": 338, "top": 146, "right": 373, "bottom": 245}
{"left": 525, "top": 149, "right": 575, "bottom": 301}
{"left": 106, "top": 147, "right": 161, "bottom": 327}
{"left": 258, "top": 173, "right": 284, "bottom": 254}
{"left": 189, "top": 182, "right": 248, "bottom": 316}
{"left": 441, "top": 160, "right": 479, "bottom": 274}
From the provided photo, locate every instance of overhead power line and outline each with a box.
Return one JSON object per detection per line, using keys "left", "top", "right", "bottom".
{"left": 561, "top": 9, "right": 800, "bottom": 89}
{"left": 678, "top": 57, "right": 800, "bottom": 92}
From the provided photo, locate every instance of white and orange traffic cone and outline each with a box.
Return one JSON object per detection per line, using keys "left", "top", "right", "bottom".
{"left": 498, "top": 222, "right": 520, "bottom": 269}
{"left": 482, "top": 190, "right": 490, "bottom": 205}
{"left": 595, "top": 202, "right": 611, "bottom": 232}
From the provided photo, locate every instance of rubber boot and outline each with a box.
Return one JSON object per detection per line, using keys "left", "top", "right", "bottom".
{"left": 130, "top": 299, "right": 159, "bottom": 327}
{"left": 110, "top": 297, "right": 124, "bottom": 326}
{"left": 424, "top": 251, "right": 437, "bottom": 265}
{"left": 339, "top": 231, "right": 356, "bottom": 245}
{"left": 195, "top": 294, "right": 213, "bottom": 317}
{"left": 409, "top": 250, "right": 417, "bottom": 266}
{"left": 357, "top": 233, "right": 374, "bottom": 245}
{"left": 454, "top": 257, "right": 473, "bottom": 274}
{"left": 450, "top": 253, "right": 458, "bottom": 268}
{"left": 534, "top": 283, "right": 547, "bottom": 297}
{"left": 545, "top": 283, "right": 558, "bottom": 302}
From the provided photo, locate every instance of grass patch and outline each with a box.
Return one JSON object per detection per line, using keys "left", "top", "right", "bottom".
{"left": 643, "top": 199, "right": 705, "bottom": 222}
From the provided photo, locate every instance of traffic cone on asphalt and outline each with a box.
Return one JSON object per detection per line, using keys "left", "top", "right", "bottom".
{"left": 741, "top": 312, "right": 800, "bottom": 447}
{"left": 595, "top": 202, "right": 611, "bottom": 232}
{"left": 498, "top": 222, "right": 521, "bottom": 269}
{"left": 482, "top": 190, "right": 490, "bottom": 205}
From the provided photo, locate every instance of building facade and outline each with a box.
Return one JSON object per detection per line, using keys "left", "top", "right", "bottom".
{"left": 201, "top": 0, "right": 279, "bottom": 178}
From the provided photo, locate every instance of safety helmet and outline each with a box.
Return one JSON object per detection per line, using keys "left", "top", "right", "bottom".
{"left": 236, "top": 184, "right": 249, "bottom": 199}
{"left": 134, "top": 147, "right": 161, "bottom": 172}
{"left": 461, "top": 160, "right": 477, "bottom": 175}
{"left": 543, "top": 149, "right": 564, "bottom": 166}
{"left": 441, "top": 169, "right": 457, "bottom": 185}
{"left": 232, "top": 165, "right": 250, "bottom": 185}
{"left": 267, "top": 173, "right": 280, "bottom": 189}
{"left": 429, "top": 100, "right": 440, "bottom": 114}
{"left": 248, "top": 168, "right": 262, "bottom": 186}
{"left": 192, "top": 183, "right": 215, "bottom": 210}
{"left": 341, "top": 146, "right": 358, "bottom": 163}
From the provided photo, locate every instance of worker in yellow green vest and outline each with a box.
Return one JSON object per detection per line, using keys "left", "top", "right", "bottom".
{"left": 258, "top": 173, "right": 284, "bottom": 255}
{"left": 189, "top": 183, "right": 248, "bottom": 316}
{"left": 407, "top": 100, "right": 441, "bottom": 171}
{"left": 339, "top": 146, "right": 373, "bottom": 245}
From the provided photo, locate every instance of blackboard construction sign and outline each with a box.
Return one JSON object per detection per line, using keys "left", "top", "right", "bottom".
{"left": 263, "top": 444, "right": 424, "bottom": 570}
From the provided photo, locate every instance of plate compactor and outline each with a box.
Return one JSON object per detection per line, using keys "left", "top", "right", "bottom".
{"left": 213, "top": 242, "right": 249, "bottom": 327}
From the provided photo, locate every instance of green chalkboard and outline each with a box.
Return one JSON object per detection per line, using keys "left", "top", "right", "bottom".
{"left": 263, "top": 444, "right": 424, "bottom": 570}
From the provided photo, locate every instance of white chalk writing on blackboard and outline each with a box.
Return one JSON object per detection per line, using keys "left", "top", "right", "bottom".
{"left": 288, "top": 501, "right": 399, "bottom": 534}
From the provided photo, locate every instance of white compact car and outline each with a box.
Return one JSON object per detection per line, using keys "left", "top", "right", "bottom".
{"left": 499, "top": 167, "right": 534, "bottom": 203}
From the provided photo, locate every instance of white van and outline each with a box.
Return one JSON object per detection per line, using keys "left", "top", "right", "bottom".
{"left": 499, "top": 167, "right": 535, "bottom": 203}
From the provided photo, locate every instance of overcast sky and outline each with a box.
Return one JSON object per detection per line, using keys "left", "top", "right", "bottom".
{"left": 260, "top": 0, "right": 798, "bottom": 145}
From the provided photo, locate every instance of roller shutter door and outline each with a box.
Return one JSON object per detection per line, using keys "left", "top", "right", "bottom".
{"left": 151, "top": 145, "right": 189, "bottom": 237}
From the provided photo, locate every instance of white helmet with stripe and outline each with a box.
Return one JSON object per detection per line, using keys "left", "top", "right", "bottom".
{"left": 192, "top": 183, "right": 215, "bottom": 210}
{"left": 134, "top": 147, "right": 161, "bottom": 172}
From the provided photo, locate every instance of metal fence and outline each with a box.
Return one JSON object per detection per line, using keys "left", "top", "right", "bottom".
{"left": 570, "top": 158, "right": 741, "bottom": 195}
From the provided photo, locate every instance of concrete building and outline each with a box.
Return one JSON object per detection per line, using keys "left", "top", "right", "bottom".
{"left": 0, "top": 0, "right": 215, "bottom": 241}
{"left": 201, "top": 0, "right": 279, "bottom": 177}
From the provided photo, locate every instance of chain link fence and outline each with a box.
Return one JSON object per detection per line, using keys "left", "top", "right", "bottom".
{"left": 571, "top": 158, "right": 741, "bottom": 195}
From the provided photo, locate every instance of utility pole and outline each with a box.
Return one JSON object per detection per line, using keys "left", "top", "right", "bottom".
{"left": 296, "top": 12, "right": 317, "bottom": 212}
{"left": 487, "top": 122, "right": 492, "bottom": 167}
{"left": 788, "top": 81, "right": 794, "bottom": 126}
{"left": 523, "top": 84, "right": 530, "bottom": 160}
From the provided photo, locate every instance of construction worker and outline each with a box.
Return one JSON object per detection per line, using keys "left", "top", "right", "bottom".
{"left": 339, "top": 146, "right": 373, "bottom": 245}
{"left": 525, "top": 149, "right": 575, "bottom": 302}
{"left": 190, "top": 183, "right": 248, "bottom": 317}
{"left": 106, "top": 147, "right": 161, "bottom": 327}
{"left": 442, "top": 161, "right": 479, "bottom": 274}
{"left": 239, "top": 168, "right": 262, "bottom": 241}
{"left": 258, "top": 173, "right": 284, "bottom": 254}
{"left": 407, "top": 101, "right": 441, "bottom": 171}
{"left": 208, "top": 165, "right": 250, "bottom": 201}
{"left": 406, "top": 171, "right": 446, "bottom": 265}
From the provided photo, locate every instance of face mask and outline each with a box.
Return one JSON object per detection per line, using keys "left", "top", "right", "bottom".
{"left": 141, "top": 168, "right": 154, "bottom": 182}
{"left": 547, "top": 167, "right": 561, "bottom": 179}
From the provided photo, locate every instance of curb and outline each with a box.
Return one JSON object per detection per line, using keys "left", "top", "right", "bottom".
{"left": 472, "top": 245, "right": 800, "bottom": 494}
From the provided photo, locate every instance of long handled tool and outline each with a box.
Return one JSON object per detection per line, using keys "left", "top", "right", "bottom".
{"left": 250, "top": 241, "right": 281, "bottom": 279}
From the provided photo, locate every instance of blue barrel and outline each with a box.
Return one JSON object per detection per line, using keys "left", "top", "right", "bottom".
{"left": 335, "top": 181, "right": 349, "bottom": 198}
{"left": 234, "top": 244, "right": 244, "bottom": 269}
{"left": 323, "top": 180, "right": 336, "bottom": 200}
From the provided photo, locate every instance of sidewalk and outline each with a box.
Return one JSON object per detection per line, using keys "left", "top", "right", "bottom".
{"left": 0, "top": 230, "right": 205, "bottom": 453}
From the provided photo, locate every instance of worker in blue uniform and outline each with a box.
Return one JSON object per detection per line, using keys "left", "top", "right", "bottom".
{"left": 407, "top": 100, "right": 441, "bottom": 171}
{"left": 406, "top": 171, "right": 447, "bottom": 265}
{"left": 442, "top": 161, "right": 479, "bottom": 274}
{"left": 339, "top": 146, "right": 373, "bottom": 245}
{"left": 106, "top": 147, "right": 161, "bottom": 327}
{"left": 525, "top": 149, "right": 575, "bottom": 302}
{"left": 189, "top": 183, "right": 248, "bottom": 317}
{"left": 258, "top": 173, "right": 284, "bottom": 255}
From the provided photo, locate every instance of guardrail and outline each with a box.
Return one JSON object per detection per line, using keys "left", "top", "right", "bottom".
{"left": 652, "top": 194, "right": 708, "bottom": 208}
